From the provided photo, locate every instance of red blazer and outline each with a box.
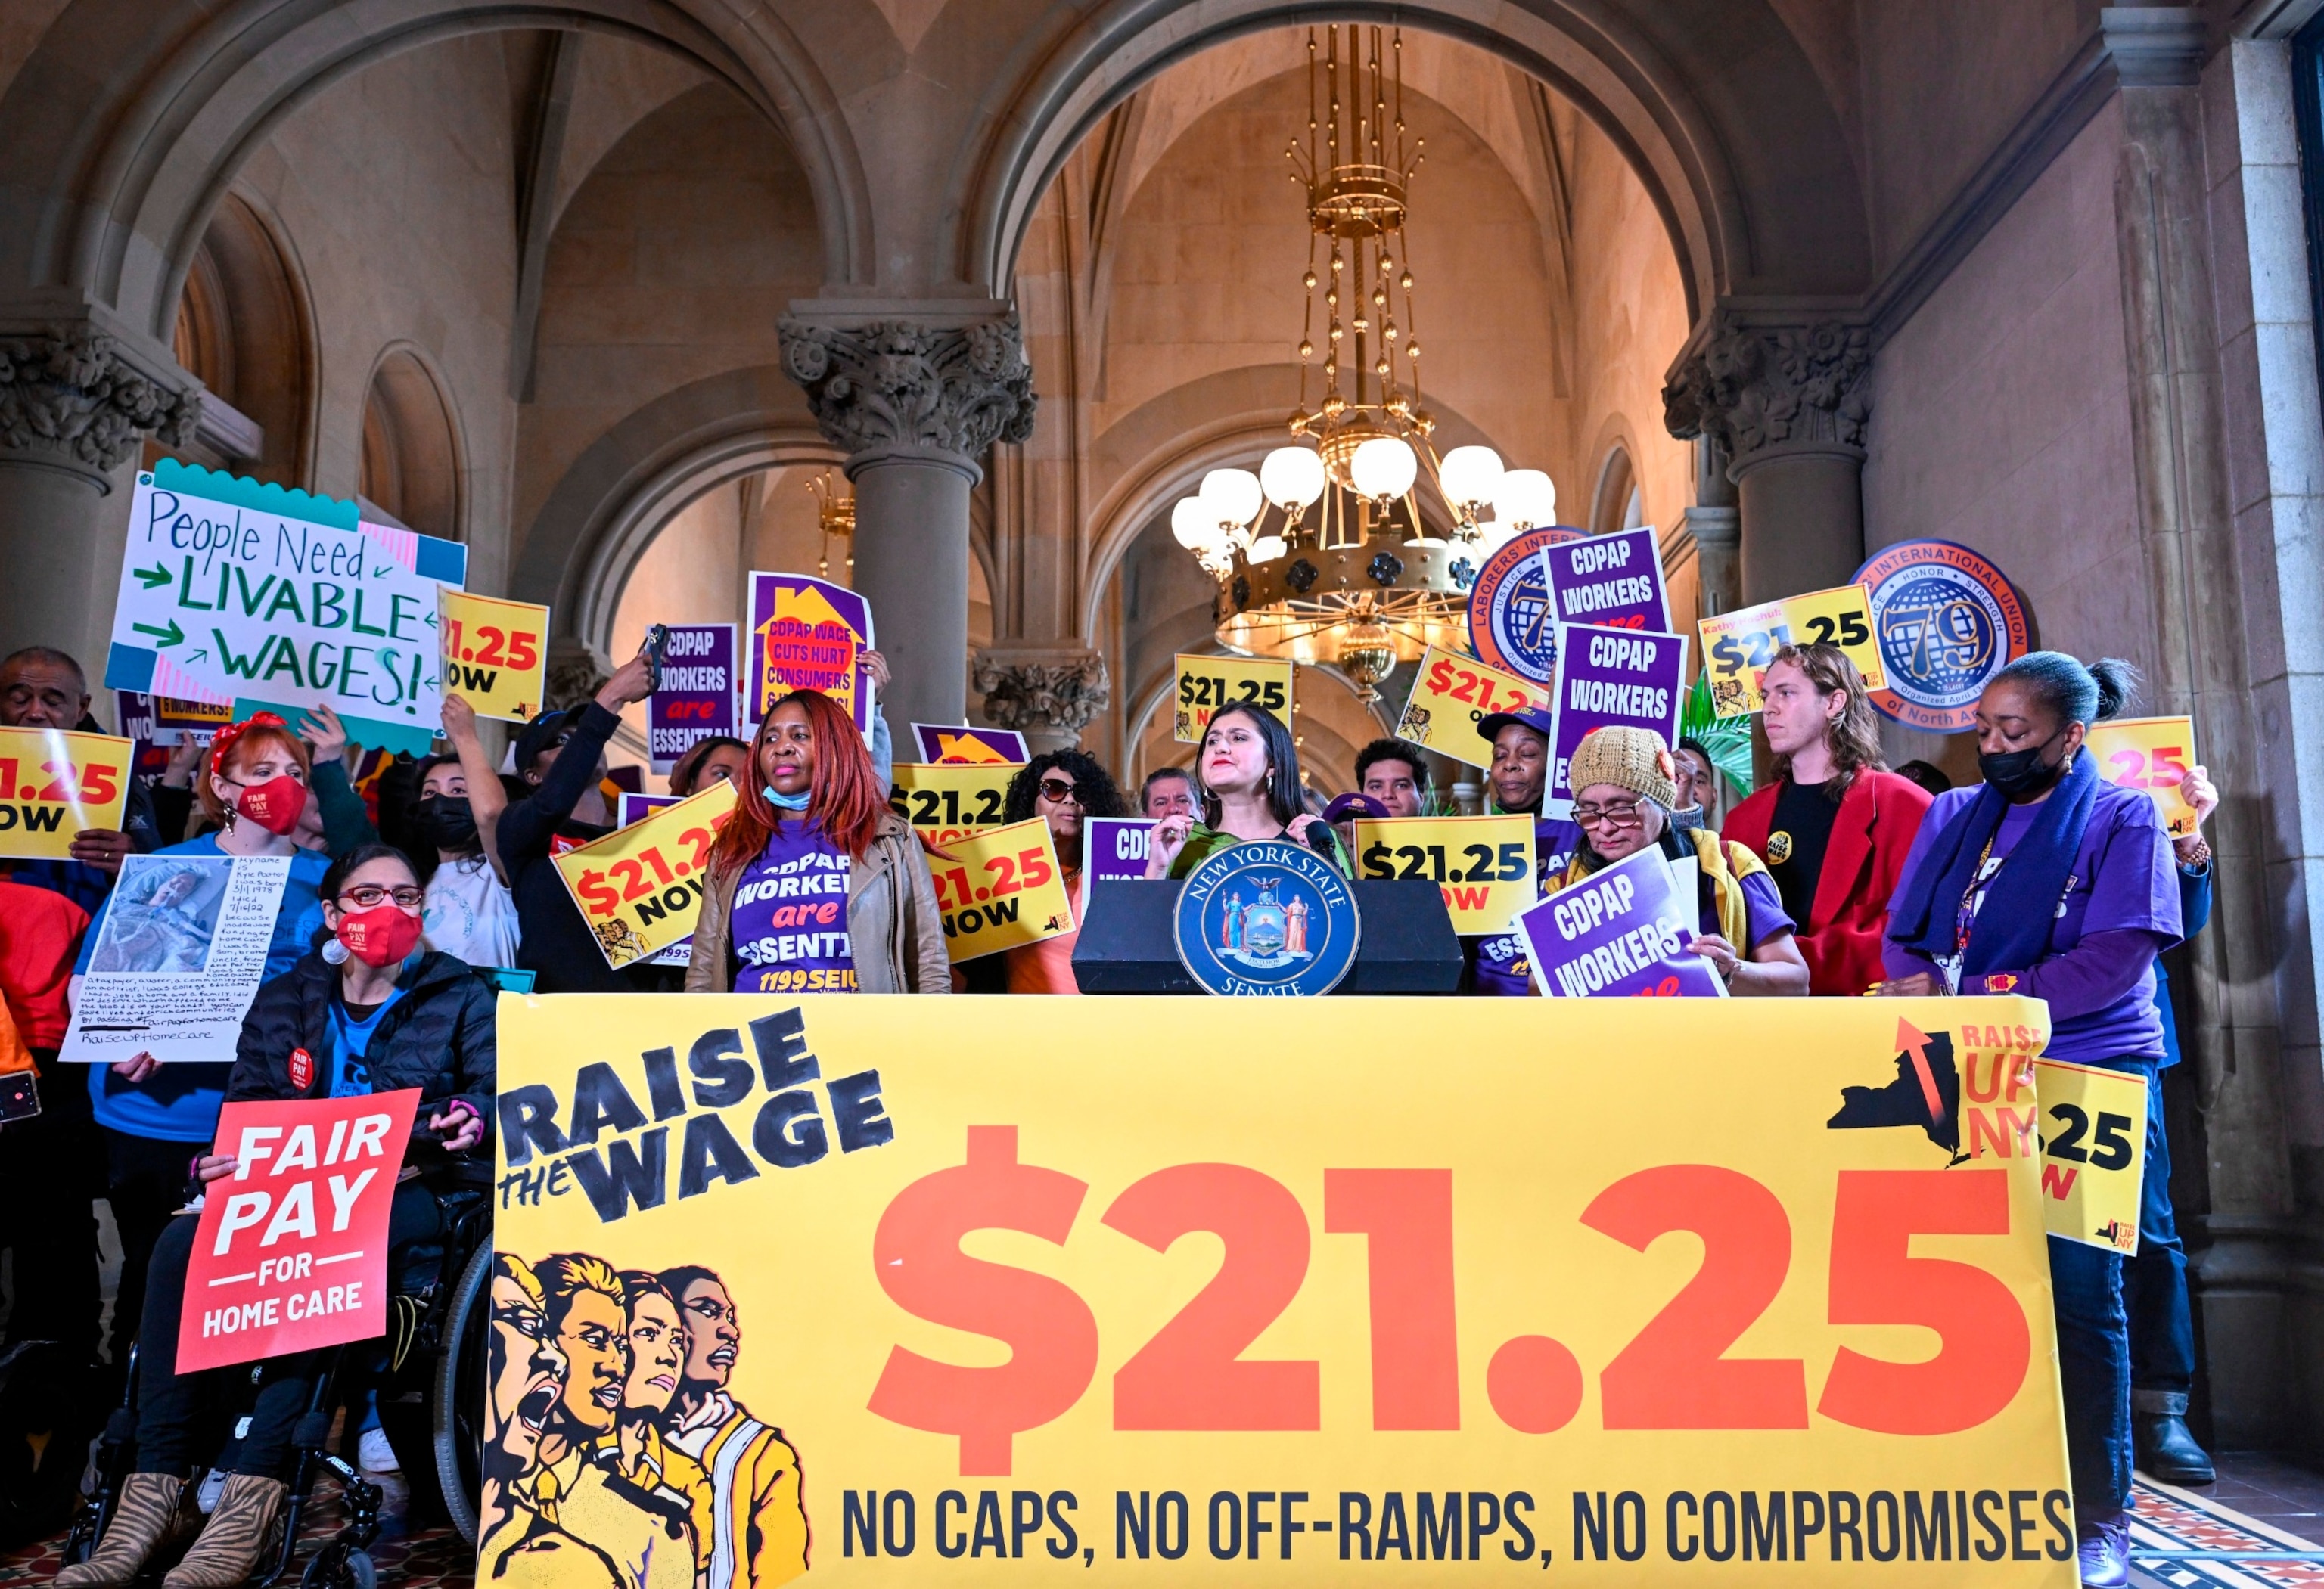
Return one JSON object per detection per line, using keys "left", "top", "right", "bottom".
{"left": 1723, "top": 769, "right": 1933, "bottom": 997}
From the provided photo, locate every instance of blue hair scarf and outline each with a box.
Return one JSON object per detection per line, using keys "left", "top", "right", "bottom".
{"left": 1887, "top": 749, "right": 2100, "bottom": 976}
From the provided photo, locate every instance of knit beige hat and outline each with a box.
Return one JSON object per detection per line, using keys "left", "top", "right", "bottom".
{"left": 1566, "top": 725, "right": 1679, "bottom": 809}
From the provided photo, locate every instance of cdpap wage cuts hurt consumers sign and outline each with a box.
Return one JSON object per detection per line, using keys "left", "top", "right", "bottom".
{"left": 486, "top": 994, "right": 2078, "bottom": 1585}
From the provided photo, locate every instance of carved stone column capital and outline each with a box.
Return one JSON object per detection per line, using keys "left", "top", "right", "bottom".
{"left": 971, "top": 646, "right": 1110, "bottom": 749}
{"left": 778, "top": 308, "right": 1036, "bottom": 475}
{"left": 0, "top": 323, "right": 197, "bottom": 485}
{"left": 1663, "top": 313, "right": 1872, "bottom": 473}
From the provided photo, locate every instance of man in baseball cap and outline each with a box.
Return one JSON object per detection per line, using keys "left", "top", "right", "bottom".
{"left": 1549, "top": 725, "right": 1809, "bottom": 995}
{"left": 1465, "top": 702, "right": 1581, "bottom": 995}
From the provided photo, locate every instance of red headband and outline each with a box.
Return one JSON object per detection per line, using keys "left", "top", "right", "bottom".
{"left": 210, "top": 712, "right": 291, "bottom": 780}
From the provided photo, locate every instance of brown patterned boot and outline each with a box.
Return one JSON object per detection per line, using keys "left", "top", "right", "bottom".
{"left": 159, "top": 1473, "right": 285, "bottom": 1589}
{"left": 57, "top": 1472, "right": 185, "bottom": 1587}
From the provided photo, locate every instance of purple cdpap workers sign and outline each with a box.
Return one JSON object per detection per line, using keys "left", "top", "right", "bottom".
{"left": 647, "top": 623, "right": 737, "bottom": 774}
{"left": 1538, "top": 527, "right": 1669, "bottom": 633}
{"left": 1517, "top": 846, "right": 1724, "bottom": 998}
{"left": 1085, "top": 817, "right": 1157, "bottom": 884}
{"left": 1545, "top": 622, "right": 1689, "bottom": 817}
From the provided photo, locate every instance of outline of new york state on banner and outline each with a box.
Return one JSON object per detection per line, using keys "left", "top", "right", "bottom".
{"left": 106, "top": 460, "right": 466, "bottom": 753}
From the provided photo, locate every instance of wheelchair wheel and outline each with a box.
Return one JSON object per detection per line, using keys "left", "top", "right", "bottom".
{"left": 300, "top": 1539, "right": 375, "bottom": 1589}
{"left": 431, "top": 1241, "right": 490, "bottom": 1546}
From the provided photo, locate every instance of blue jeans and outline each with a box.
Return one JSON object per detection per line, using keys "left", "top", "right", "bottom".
{"left": 2124, "top": 1067, "right": 2195, "bottom": 1406}
{"left": 2049, "top": 1233, "right": 2131, "bottom": 1518}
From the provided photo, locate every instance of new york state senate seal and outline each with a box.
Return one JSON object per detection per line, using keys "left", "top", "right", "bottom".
{"left": 1173, "top": 839, "right": 1360, "bottom": 997}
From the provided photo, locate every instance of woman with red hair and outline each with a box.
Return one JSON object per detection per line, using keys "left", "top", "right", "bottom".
{"left": 686, "top": 690, "right": 949, "bottom": 994}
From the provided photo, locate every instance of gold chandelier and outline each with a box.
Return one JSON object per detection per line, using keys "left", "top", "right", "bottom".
{"left": 1173, "top": 26, "right": 1559, "bottom": 702}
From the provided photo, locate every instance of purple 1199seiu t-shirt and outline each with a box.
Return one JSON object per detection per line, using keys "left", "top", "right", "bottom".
{"left": 729, "top": 819, "right": 858, "bottom": 993}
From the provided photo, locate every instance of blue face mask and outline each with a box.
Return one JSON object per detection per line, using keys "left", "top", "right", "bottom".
{"left": 763, "top": 784, "right": 812, "bottom": 812}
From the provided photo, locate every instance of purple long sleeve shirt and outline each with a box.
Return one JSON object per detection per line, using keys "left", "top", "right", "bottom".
{"left": 1883, "top": 778, "right": 2181, "bottom": 1063}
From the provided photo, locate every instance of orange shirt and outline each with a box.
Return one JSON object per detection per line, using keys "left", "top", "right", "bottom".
{"left": 0, "top": 879, "right": 89, "bottom": 1053}
{"left": 1004, "top": 867, "right": 1082, "bottom": 994}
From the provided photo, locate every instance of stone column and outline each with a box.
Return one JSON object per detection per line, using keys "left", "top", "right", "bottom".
{"left": 778, "top": 306, "right": 1036, "bottom": 731}
{"left": 1664, "top": 315, "right": 1872, "bottom": 604}
{"left": 971, "top": 645, "right": 1110, "bottom": 755}
{"left": 0, "top": 323, "right": 195, "bottom": 673}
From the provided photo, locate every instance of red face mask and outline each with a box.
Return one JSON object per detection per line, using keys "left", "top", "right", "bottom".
{"left": 336, "top": 904, "right": 423, "bottom": 968}
{"left": 233, "top": 775, "right": 309, "bottom": 836}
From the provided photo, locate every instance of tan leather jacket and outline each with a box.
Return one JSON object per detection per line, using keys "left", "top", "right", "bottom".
{"left": 685, "top": 810, "right": 952, "bottom": 994}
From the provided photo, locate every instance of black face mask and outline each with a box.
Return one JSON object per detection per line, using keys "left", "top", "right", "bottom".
{"left": 415, "top": 793, "right": 479, "bottom": 852}
{"left": 1978, "top": 733, "right": 2068, "bottom": 800}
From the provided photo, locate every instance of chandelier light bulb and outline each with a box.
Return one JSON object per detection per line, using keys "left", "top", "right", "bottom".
{"left": 1493, "top": 469, "right": 1556, "bottom": 529}
{"left": 1248, "top": 535, "right": 1289, "bottom": 564}
{"left": 1350, "top": 436, "right": 1418, "bottom": 502}
{"left": 1477, "top": 518, "right": 1519, "bottom": 554}
{"left": 1172, "top": 495, "right": 1216, "bottom": 549}
{"left": 1437, "top": 445, "right": 1505, "bottom": 515}
{"left": 1200, "top": 467, "right": 1265, "bottom": 529}
{"left": 1260, "top": 446, "right": 1327, "bottom": 510}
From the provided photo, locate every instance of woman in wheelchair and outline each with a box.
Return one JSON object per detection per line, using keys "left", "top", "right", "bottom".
{"left": 61, "top": 844, "right": 496, "bottom": 1589}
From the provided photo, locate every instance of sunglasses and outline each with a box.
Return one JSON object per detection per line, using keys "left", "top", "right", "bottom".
{"left": 339, "top": 884, "right": 425, "bottom": 909}
{"left": 1036, "top": 777, "right": 1080, "bottom": 804}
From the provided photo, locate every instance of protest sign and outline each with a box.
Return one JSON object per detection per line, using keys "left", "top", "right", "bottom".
{"left": 0, "top": 727, "right": 132, "bottom": 858}
{"left": 177, "top": 1088, "right": 421, "bottom": 1373}
{"left": 927, "top": 818, "right": 1073, "bottom": 962}
{"left": 748, "top": 572, "right": 875, "bottom": 734}
{"left": 1466, "top": 526, "right": 1582, "bottom": 684}
{"left": 1517, "top": 845, "right": 1724, "bottom": 997}
{"left": 1536, "top": 526, "right": 1669, "bottom": 633}
{"left": 1854, "top": 539, "right": 2030, "bottom": 732}
{"left": 1962, "top": 1054, "right": 2148, "bottom": 1255}
{"left": 1544, "top": 624, "right": 1689, "bottom": 816}
{"left": 60, "top": 854, "right": 293, "bottom": 1064}
{"left": 2083, "top": 715, "right": 2201, "bottom": 838}
{"left": 151, "top": 694, "right": 234, "bottom": 745}
{"left": 617, "top": 794, "right": 693, "bottom": 967}
{"left": 555, "top": 781, "right": 737, "bottom": 969}
{"left": 437, "top": 588, "right": 548, "bottom": 722}
{"left": 1173, "top": 653, "right": 1294, "bottom": 743}
{"left": 888, "top": 762, "right": 1018, "bottom": 848}
{"left": 1698, "top": 585, "right": 1886, "bottom": 718}
{"left": 113, "top": 691, "right": 155, "bottom": 747}
{"left": 1354, "top": 815, "right": 1536, "bottom": 935}
{"left": 106, "top": 459, "right": 464, "bottom": 755}
{"left": 492, "top": 993, "right": 2074, "bottom": 1585}
{"left": 1084, "top": 816, "right": 1157, "bottom": 884}
{"left": 910, "top": 725, "right": 1030, "bottom": 765}
{"left": 1392, "top": 647, "right": 1549, "bottom": 769}
{"left": 647, "top": 623, "right": 739, "bottom": 773}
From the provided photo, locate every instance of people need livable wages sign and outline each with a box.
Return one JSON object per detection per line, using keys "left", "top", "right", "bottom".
{"left": 107, "top": 460, "right": 467, "bottom": 754}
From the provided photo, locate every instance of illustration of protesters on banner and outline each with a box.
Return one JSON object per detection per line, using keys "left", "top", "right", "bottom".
{"left": 479, "top": 1253, "right": 623, "bottom": 1589}
{"left": 85, "top": 859, "right": 225, "bottom": 973}
{"left": 661, "top": 1265, "right": 811, "bottom": 1589}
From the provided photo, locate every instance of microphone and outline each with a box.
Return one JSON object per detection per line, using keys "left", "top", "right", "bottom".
{"left": 1303, "top": 820, "right": 1341, "bottom": 864}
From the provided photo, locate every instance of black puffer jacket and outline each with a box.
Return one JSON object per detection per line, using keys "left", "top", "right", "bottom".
{"left": 225, "top": 950, "right": 496, "bottom": 1158}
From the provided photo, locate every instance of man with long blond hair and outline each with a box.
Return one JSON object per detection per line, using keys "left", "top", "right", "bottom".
{"left": 1724, "top": 642, "right": 1932, "bottom": 995}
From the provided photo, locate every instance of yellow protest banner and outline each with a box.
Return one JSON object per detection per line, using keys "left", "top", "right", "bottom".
{"left": 1698, "top": 585, "right": 1887, "bottom": 717}
{"left": 2083, "top": 715, "right": 2200, "bottom": 838}
{"left": 1174, "top": 652, "right": 1294, "bottom": 743}
{"left": 552, "top": 781, "right": 737, "bottom": 967}
{"left": 1353, "top": 815, "right": 1535, "bottom": 934}
{"left": 492, "top": 995, "right": 2074, "bottom": 1586}
{"left": 925, "top": 816, "right": 1073, "bottom": 963}
{"left": 2033, "top": 1058, "right": 2148, "bottom": 1253}
{"left": 1392, "top": 647, "right": 1550, "bottom": 768}
{"left": 437, "top": 587, "right": 549, "bottom": 722}
{"left": 888, "top": 762, "right": 1017, "bottom": 848}
{"left": 0, "top": 727, "right": 133, "bottom": 859}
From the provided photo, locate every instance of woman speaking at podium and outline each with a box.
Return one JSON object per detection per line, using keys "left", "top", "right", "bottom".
{"left": 1142, "top": 703, "right": 1350, "bottom": 879}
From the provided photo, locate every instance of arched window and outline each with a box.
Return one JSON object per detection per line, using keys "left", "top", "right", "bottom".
{"left": 359, "top": 349, "right": 463, "bottom": 539}
{"left": 1591, "top": 443, "right": 1641, "bottom": 537}
{"left": 168, "top": 192, "right": 315, "bottom": 486}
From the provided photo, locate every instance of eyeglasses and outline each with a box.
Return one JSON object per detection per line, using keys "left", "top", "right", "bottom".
{"left": 1571, "top": 797, "right": 1646, "bottom": 830}
{"left": 1036, "top": 777, "right": 1080, "bottom": 804}
{"left": 339, "top": 884, "right": 425, "bottom": 909}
